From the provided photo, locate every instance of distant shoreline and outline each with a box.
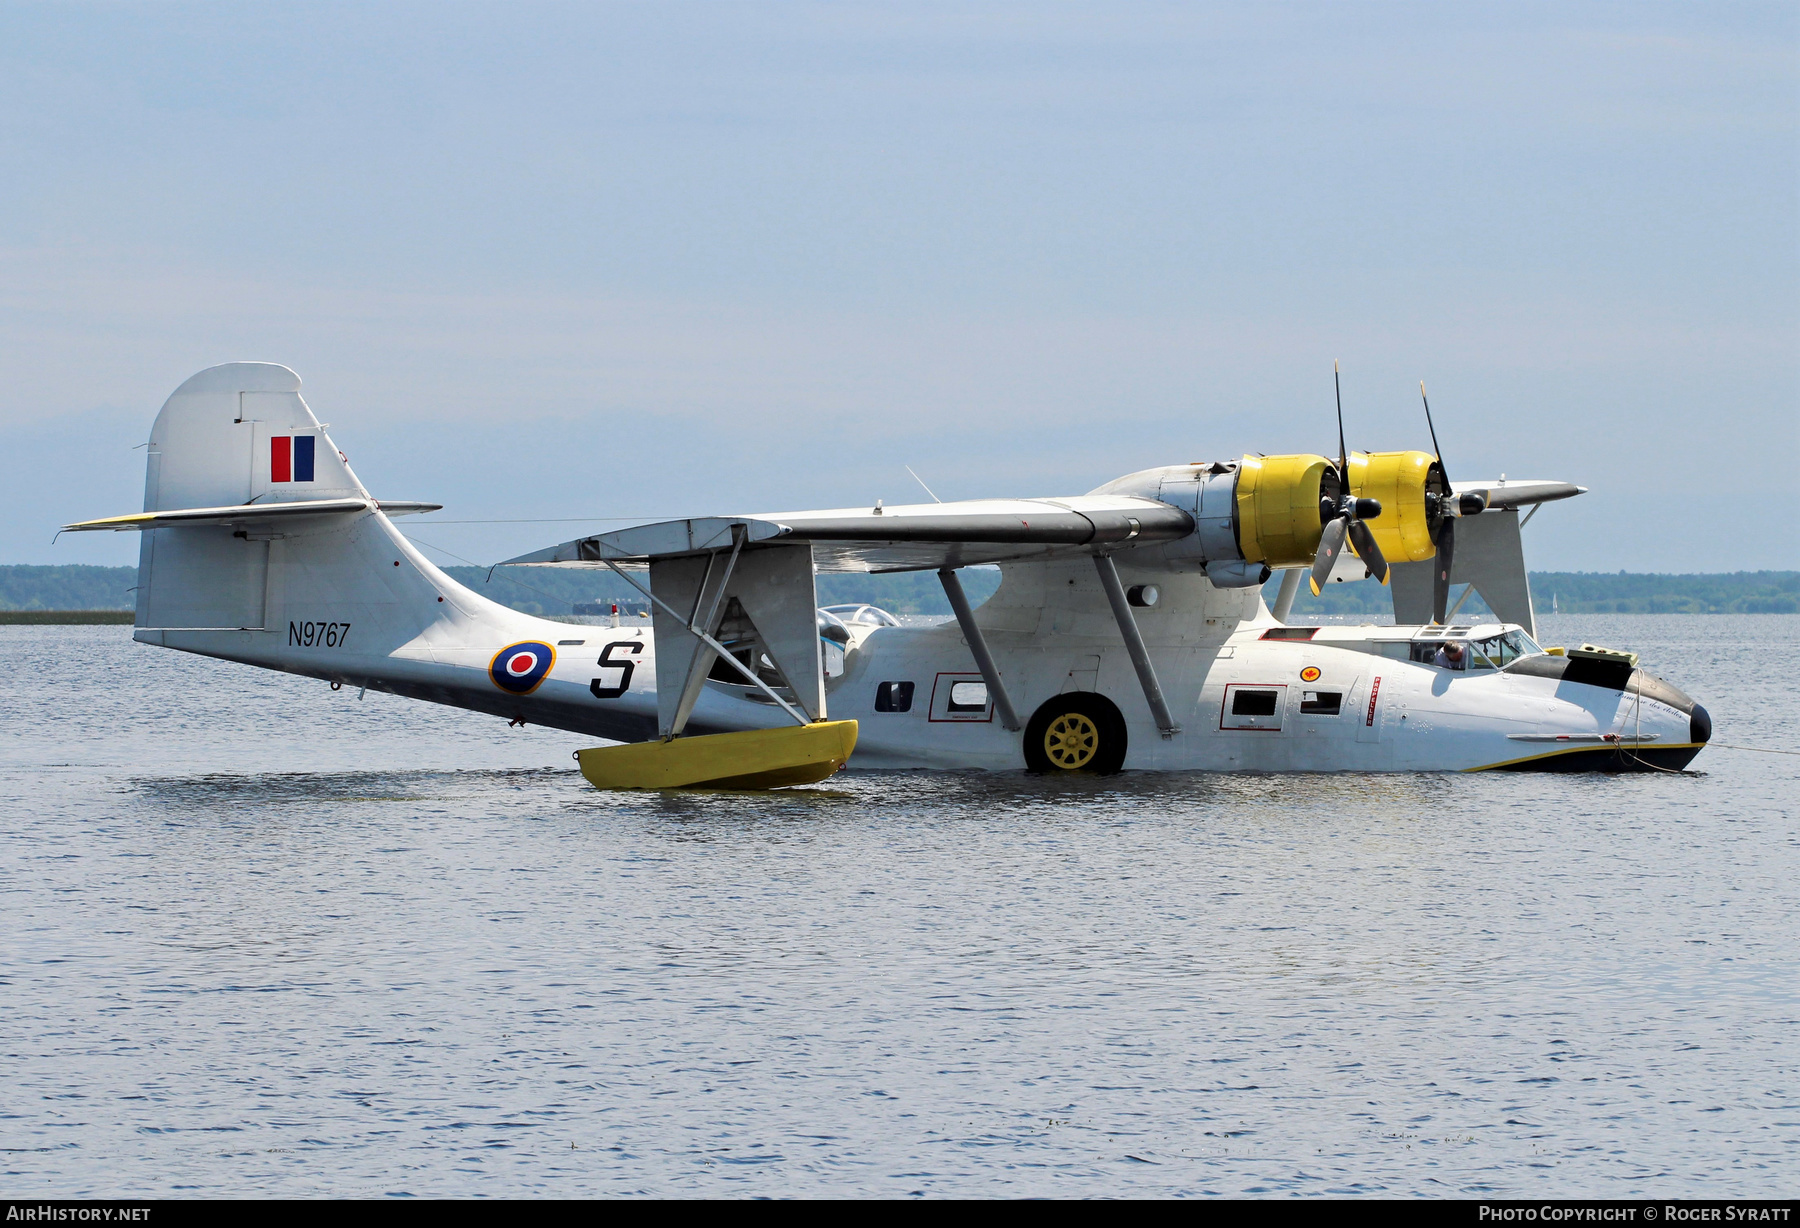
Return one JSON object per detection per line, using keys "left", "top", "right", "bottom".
{"left": 0, "top": 609, "right": 134, "bottom": 624}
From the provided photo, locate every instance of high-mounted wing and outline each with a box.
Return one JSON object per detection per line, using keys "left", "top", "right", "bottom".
{"left": 500, "top": 495, "right": 1193, "bottom": 572}
{"left": 499, "top": 494, "right": 1197, "bottom": 746}
{"left": 1451, "top": 479, "right": 1584, "bottom": 510}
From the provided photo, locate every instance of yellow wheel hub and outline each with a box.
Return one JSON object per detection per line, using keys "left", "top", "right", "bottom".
{"left": 1044, "top": 713, "right": 1101, "bottom": 770}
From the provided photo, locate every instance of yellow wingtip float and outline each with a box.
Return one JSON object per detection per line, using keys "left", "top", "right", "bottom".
{"left": 576, "top": 720, "right": 859, "bottom": 791}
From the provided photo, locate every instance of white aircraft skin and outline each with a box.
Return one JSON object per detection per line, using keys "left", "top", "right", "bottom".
{"left": 80, "top": 363, "right": 1709, "bottom": 775}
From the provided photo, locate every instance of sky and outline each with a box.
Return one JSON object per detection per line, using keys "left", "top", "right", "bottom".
{"left": 2, "top": 1, "right": 1794, "bottom": 572}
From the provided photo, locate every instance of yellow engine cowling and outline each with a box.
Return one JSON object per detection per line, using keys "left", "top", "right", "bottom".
{"left": 1347, "top": 450, "right": 1439, "bottom": 565}
{"left": 1235, "top": 453, "right": 1336, "bottom": 568}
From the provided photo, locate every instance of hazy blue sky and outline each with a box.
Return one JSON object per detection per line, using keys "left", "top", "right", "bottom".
{"left": 3, "top": 2, "right": 1794, "bottom": 571}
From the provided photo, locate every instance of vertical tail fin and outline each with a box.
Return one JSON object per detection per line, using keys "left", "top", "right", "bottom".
{"left": 67, "top": 363, "right": 649, "bottom": 741}
{"left": 144, "top": 362, "right": 367, "bottom": 512}
{"left": 136, "top": 363, "right": 373, "bottom": 630}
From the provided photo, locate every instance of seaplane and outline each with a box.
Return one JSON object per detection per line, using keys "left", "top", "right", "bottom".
{"left": 62, "top": 363, "right": 1712, "bottom": 788}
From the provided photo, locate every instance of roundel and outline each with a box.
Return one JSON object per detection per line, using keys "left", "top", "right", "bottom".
{"left": 1299, "top": 666, "right": 1322, "bottom": 682}
{"left": 489, "top": 641, "right": 556, "bottom": 695}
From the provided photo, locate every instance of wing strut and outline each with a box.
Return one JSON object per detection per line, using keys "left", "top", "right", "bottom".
{"left": 1093, "top": 555, "right": 1181, "bottom": 737}
{"left": 936, "top": 568, "right": 1023, "bottom": 732}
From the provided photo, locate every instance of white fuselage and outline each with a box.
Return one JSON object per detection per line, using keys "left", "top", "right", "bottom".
{"left": 138, "top": 514, "right": 1698, "bottom": 774}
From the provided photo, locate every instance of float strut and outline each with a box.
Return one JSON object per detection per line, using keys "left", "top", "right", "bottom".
{"left": 1093, "top": 554, "right": 1181, "bottom": 737}
{"left": 937, "top": 567, "right": 1022, "bottom": 732}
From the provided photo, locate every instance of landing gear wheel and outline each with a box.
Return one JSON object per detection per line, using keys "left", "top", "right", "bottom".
{"left": 1046, "top": 712, "right": 1100, "bottom": 768}
{"left": 1024, "top": 693, "right": 1128, "bottom": 775}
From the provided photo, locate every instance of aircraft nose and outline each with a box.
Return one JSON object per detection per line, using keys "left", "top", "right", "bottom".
{"left": 1627, "top": 668, "right": 1712, "bottom": 747}
{"left": 1689, "top": 703, "right": 1712, "bottom": 745}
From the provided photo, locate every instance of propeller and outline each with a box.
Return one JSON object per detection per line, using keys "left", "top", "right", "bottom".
{"left": 1419, "top": 381, "right": 1489, "bottom": 623}
{"left": 1308, "top": 363, "right": 1389, "bottom": 596}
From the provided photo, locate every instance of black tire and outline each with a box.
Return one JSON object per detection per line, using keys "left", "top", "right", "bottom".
{"left": 1023, "top": 692, "right": 1128, "bottom": 775}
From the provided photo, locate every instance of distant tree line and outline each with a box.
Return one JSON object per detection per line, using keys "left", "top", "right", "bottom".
{"left": 4, "top": 563, "right": 1794, "bottom": 616}
{"left": 1261, "top": 570, "right": 1800, "bottom": 616}
{"left": 0, "top": 565, "right": 141, "bottom": 611}
{"left": 1524, "top": 571, "right": 1799, "bottom": 614}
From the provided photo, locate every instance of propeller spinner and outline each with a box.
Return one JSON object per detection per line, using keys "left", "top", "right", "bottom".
{"left": 1308, "top": 363, "right": 1389, "bottom": 596}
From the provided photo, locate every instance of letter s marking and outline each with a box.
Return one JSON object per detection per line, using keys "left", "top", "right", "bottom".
{"left": 590, "top": 641, "right": 643, "bottom": 700}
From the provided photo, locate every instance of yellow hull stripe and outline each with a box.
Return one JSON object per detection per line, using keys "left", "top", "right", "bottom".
{"left": 1465, "top": 742, "right": 1705, "bottom": 772}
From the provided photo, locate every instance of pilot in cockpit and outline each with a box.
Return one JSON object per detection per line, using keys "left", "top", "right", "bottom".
{"left": 1433, "top": 641, "right": 1468, "bottom": 671}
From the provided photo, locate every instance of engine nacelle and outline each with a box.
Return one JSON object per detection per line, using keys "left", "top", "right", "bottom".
{"left": 1348, "top": 449, "right": 1442, "bottom": 566}
{"left": 1092, "top": 448, "right": 1441, "bottom": 585}
{"left": 1233, "top": 453, "right": 1337, "bottom": 568}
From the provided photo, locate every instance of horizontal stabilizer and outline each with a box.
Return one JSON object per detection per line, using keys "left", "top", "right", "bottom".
{"left": 62, "top": 499, "right": 441, "bottom": 532}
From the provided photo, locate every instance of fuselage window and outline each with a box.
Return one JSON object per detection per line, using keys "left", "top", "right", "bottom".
{"left": 875, "top": 681, "right": 914, "bottom": 712}
{"left": 1231, "top": 689, "right": 1280, "bottom": 716}
{"left": 1300, "top": 690, "right": 1342, "bottom": 715}
{"left": 948, "top": 681, "right": 989, "bottom": 712}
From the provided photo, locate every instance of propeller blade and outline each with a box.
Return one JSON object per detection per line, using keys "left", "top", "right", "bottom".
{"left": 1347, "top": 517, "right": 1389, "bottom": 585}
{"left": 1309, "top": 515, "right": 1348, "bottom": 596}
{"left": 1421, "top": 380, "right": 1447, "bottom": 483}
{"left": 1433, "top": 516, "right": 1455, "bottom": 623}
{"left": 1334, "top": 361, "right": 1349, "bottom": 481}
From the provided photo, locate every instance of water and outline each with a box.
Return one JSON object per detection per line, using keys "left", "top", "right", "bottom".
{"left": 3, "top": 616, "right": 1795, "bottom": 1198}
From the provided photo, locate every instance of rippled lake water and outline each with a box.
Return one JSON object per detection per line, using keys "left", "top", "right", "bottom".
{"left": 2, "top": 615, "right": 1796, "bottom": 1197}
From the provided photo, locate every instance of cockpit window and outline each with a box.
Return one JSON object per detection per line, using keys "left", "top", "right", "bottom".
{"left": 816, "top": 608, "right": 852, "bottom": 645}
{"left": 1472, "top": 630, "right": 1540, "bottom": 668}
{"left": 1413, "top": 640, "right": 1475, "bottom": 670}
{"left": 1408, "top": 629, "right": 1543, "bottom": 671}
